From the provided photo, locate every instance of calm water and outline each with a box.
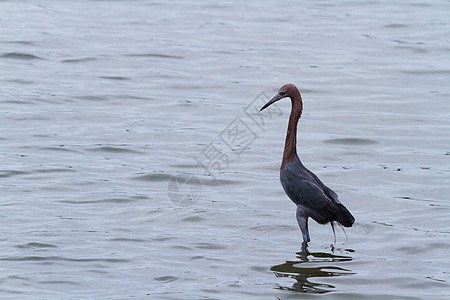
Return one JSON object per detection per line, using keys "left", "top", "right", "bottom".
{"left": 1, "top": 0, "right": 449, "bottom": 299}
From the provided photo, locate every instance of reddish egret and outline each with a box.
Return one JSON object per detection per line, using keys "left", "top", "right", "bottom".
{"left": 260, "top": 84, "right": 355, "bottom": 244}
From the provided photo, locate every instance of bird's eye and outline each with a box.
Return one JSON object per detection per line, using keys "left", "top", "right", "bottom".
{"left": 281, "top": 90, "right": 287, "bottom": 95}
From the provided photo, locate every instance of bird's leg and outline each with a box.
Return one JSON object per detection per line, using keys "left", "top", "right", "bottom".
{"left": 331, "top": 221, "right": 336, "bottom": 244}
{"left": 296, "top": 206, "right": 310, "bottom": 243}
{"left": 301, "top": 241, "right": 309, "bottom": 251}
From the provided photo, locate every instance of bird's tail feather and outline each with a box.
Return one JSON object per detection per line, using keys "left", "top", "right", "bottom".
{"left": 336, "top": 204, "right": 355, "bottom": 227}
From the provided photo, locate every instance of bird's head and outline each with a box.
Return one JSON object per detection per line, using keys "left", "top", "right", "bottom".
{"left": 260, "top": 83, "right": 299, "bottom": 111}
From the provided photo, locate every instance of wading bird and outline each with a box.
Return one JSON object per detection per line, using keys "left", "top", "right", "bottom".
{"left": 260, "top": 84, "right": 355, "bottom": 244}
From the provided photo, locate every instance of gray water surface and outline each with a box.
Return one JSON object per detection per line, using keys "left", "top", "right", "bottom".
{"left": 1, "top": 0, "right": 449, "bottom": 299}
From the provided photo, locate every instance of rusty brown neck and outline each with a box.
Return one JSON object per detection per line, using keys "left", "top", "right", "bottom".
{"left": 281, "top": 90, "right": 303, "bottom": 169}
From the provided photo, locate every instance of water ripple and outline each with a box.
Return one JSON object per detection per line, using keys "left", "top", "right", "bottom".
{"left": 15, "top": 243, "right": 57, "bottom": 249}
{"left": 324, "top": 138, "right": 378, "bottom": 145}
{"left": 124, "top": 53, "right": 184, "bottom": 59}
{"left": 85, "top": 145, "right": 144, "bottom": 154}
{"left": 0, "top": 170, "right": 29, "bottom": 178}
{"left": 0, "top": 256, "right": 130, "bottom": 263}
{"left": 61, "top": 57, "right": 99, "bottom": 63}
{"left": 1, "top": 52, "right": 44, "bottom": 60}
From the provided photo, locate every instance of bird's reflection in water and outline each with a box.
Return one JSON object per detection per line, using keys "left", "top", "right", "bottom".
{"left": 271, "top": 243, "right": 355, "bottom": 294}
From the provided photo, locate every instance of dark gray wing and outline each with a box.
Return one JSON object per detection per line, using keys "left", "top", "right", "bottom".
{"left": 281, "top": 167, "right": 338, "bottom": 224}
{"left": 281, "top": 164, "right": 355, "bottom": 227}
{"left": 303, "top": 168, "right": 355, "bottom": 226}
{"left": 304, "top": 168, "right": 340, "bottom": 203}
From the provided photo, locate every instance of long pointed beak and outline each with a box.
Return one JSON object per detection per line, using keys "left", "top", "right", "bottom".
{"left": 260, "top": 93, "right": 283, "bottom": 111}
